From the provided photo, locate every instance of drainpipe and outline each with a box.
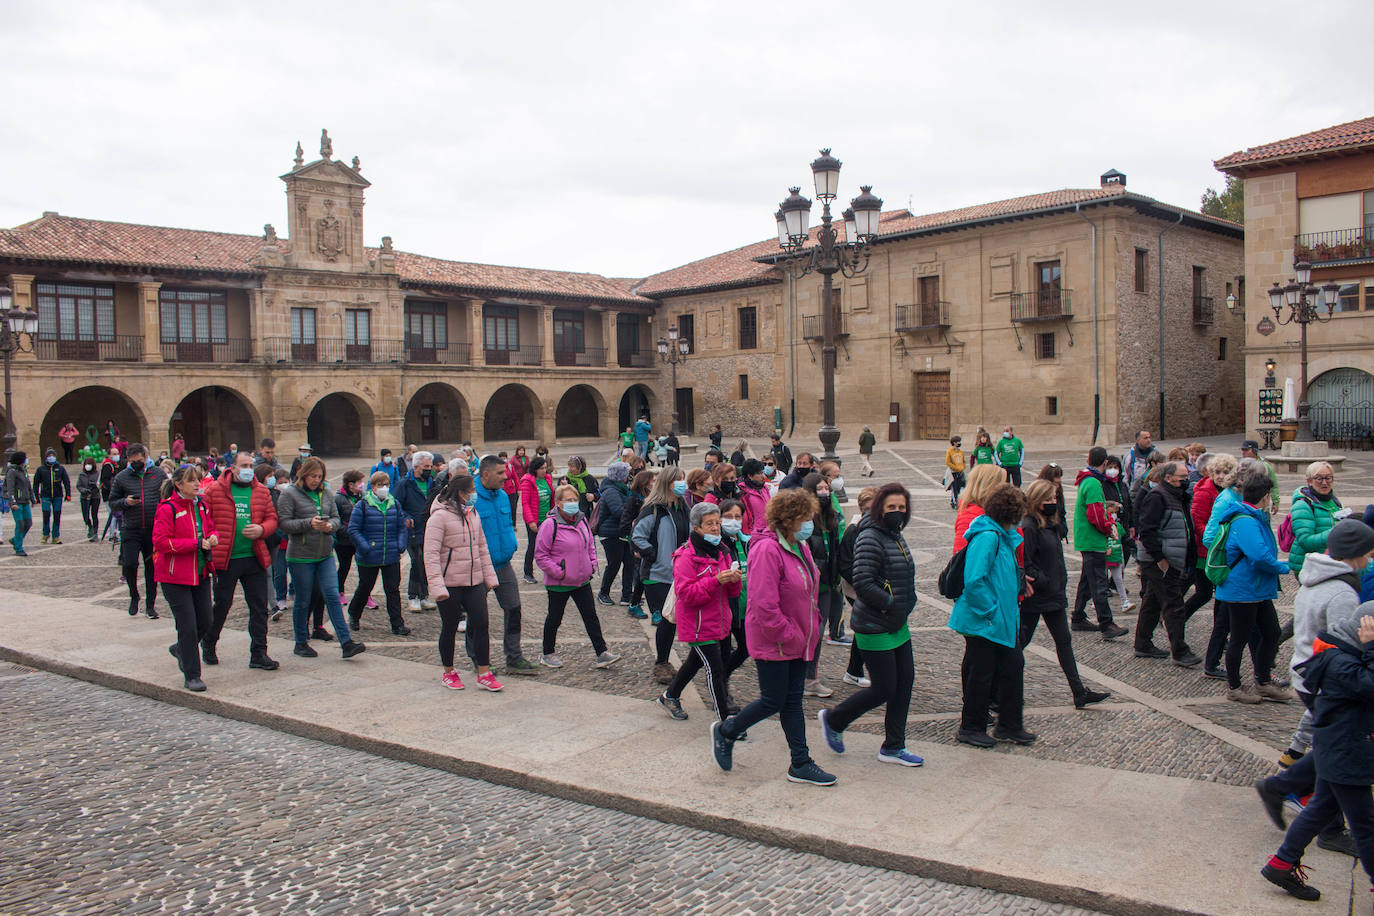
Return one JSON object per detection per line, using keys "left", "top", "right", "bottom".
{"left": 1158, "top": 213, "right": 1185, "bottom": 438}
{"left": 786, "top": 270, "right": 796, "bottom": 437}
{"left": 1073, "top": 204, "right": 1100, "bottom": 446}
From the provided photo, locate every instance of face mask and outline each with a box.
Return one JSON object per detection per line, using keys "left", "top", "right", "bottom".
{"left": 796, "top": 520, "right": 815, "bottom": 541}
{"left": 1043, "top": 503, "right": 1057, "bottom": 514}
{"left": 561, "top": 501, "right": 580, "bottom": 516}
{"left": 130, "top": 460, "right": 145, "bottom": 473}
{"left": 831, "top": 476, "right": 844, "bottom": 491}
{"left": 719, "top": 481, "right": 736, "bottom": 496}
{"left": 764, "top": 467, "right": 776, "bottom": 478}
{"left": 1104, "top": 468, "right": 1119, "bottom": 479}
{"left": 721, "top": 519, "right": 742, "bottom": 537}
{"left": 45, "top": 456, "right": 56, "bottom": 464}
{"left": 374, "top": 486, "right": 390, "bottom": 500}
{"left": 237, "top": 468, "right": 254, "bottom": 485}
{"left": 83, "top": 464, "right": 93, "bottom": 472}
{"left": 1003, "top": 432, "right": 1012, "bottom": 439}
{"left": 672, "top": 480, "right": 688, "bottom": 496}
{"left": 383, "top": 456, "right": 393, "bottom": 465}
{"left": 817, "top": 489, "right": 830, "bottom": 500}
{"left": 883, "top": 510, "right": 906, "bottom": 531}
{"left": 463, "top": 492, "right": 478, "bottom": 506}
{"left": 265, "top": 476, "right": 277, "bottom": 489}
{"left": 420, "top": 469, "right": 432, "bottom": 480}
{"left": 703, "top": 533, "right": 722, "bottom": 546}
{"left": 110, "top": 453, "right": 120, "bottom": 462}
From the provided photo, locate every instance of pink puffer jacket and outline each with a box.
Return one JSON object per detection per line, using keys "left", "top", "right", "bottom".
{"left": 671, "top": 540, "right": 740, "bottom": 643}
{"left": 424, "top": 501, "right": 498, "bottom": 598}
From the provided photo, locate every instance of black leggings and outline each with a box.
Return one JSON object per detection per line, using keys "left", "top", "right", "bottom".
{"left": 347, "top": 562, "right": 403, "bottom": 630}
{"left": 1222, "top": 599, "right": 1280, "bottom": 689}
{"left": 438, "top": 585, "right": 490, "bottom": 668}
{"left": 599, "top": 537, "right": 626, "bottom": 598}
{"left": 724, "top": 618, "right": 749, "bottom": 676}
{"left": 1018, "top": 608, "right": 1085, "bottom": 700}
{"left": 162, "top": 580, "right": 212, "bottom": 681}
{"left": 644, "top": 581, "right": 675, "bottom": 664}
{"left": 80, "top": 495, "right": 100, "bottom": 533}
{"left": 826, "top": 641, "right": 915, "bottom": 753}
{"left": 523, "top": 526, "right": 538, "bottom": 578}
{"left": 543, "top": 583, "right": 608, "bottom": 656}
{"left": 666, "top": 642, "right": 729, "bottom": 719}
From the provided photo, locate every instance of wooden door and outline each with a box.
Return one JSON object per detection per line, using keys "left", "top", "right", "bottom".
{"left": 915, "top": 372, "right": 950, "bottom": 439}
{"left": 419, "top": 404, "right": 438, "bottom": 441}
{"left": 675, "top": 387, "right": 695, "bottom": 435}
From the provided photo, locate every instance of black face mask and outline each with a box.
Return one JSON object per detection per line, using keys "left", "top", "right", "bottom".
{"left": 1042, "top": 503, "right": 1057, "bottom": 514}
{"left": 720, "top": 480, "right": 736, "bottom": 496}
{"left": 882, "top": 510, "right": 906, "bottom": 531}
{"left": 130, "top": 460, "right": 146, "bottom": 474}
{"left": 420, "top": 469, "right": 432, "bottom": 480}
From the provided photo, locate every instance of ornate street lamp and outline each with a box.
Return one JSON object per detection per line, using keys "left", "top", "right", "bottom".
{"left": 1267, "top": 260, "right": 1340, "bottom": 442}
{"left": 0, "top": 280, "right": 39, "bottom": 461}
{"left": 773, "top": 149, "right": 882, "bottom": 460}
{"left": 656, "top": 324, "right": 690, "bottom": 435}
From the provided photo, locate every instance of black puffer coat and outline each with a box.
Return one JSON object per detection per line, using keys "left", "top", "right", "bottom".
{"left": 849, "top": 517, "right": 917, "bottom": 635}
{"left": 109, "top": 465, "right": 168, "bottom": 532}
{"left": 805, "top": 515, "right": 842, "bottom": 591}
{"left": 1019, "top": 512, "right": 1067, "bottom": 614}
{"left": 596, "top": 481, "right": 628, "bottom": 538}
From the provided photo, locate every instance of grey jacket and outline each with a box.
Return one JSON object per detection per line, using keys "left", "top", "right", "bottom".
{"left": 1289, "top": 552, "right": 1365, "bottom": 694}
{"left": 3, "top": 465, "right": 32, "bottom": 503}
{"left": 1134, "top": 483, "right": 1192, "bottom": 571}
{"left": 276, "top": 483, "right": 341, "bottom": 561}
{"left": 630, "top": 501, "right": 688, "bottom": 585}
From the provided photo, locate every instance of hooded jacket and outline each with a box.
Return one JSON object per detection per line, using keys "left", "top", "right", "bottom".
{"left": 1071, "top": 467, "right": 1113, "bottom": 553}
{"left": 201, "top": 474, "right": 278, "bottom": 569}
{"left": 849, "top": 516, "right": 917, "bottom": 635}
{"left": 33, "top": 457, "right": 71, "bottom": 500}
{"left": 369, "top": 459, "right": 400, "bottom": 488}
{"left": 670, "top": 535, "right": 740, "bottom": 643}
{"left": 631, "top": 500, "right": 689, "bottom": 584}
{"left": 744, "top": 529, "right": 820, "bottom": 662}
{"left": 393, "top": 471, "right": 435, "bottom": 538}
{"left": 1213, "top": 500, "right": 1288, "bottom": 602}
{"left": 1288, "top": 486, "right": 1343, "bottom": 573}
{"left": 535, "top": 508, "right": 597, "bottom": 587}
{"left": 1299, "top": 630, "right": 1374, "bottom": 785}
{"left": 109, "top": 464, "right": 168, "bottom": 532}
{"left": 4, "top": 463, "right": 33, "bottom": 504}
{"left": 424, "top": 501, "right": 498, "bottom": 595}
{"left": 151, "top": 491, "right": 217, "bottom": 586}
{"left": 596, "top": 480, "right": 628, "bottom": 539}
{"left": 947, "top": 514, "right": 1023, "bottom": 648}
{"left": 77, "top": 464, "right": 101, "bottom": 500}
{"left": 1289, "top": 553, "right": 1365, "bottom": 693}
{"left": 347, "top": 491, "right": 409, "bottom": 566}
{"left": 473, "top": 482, "right": 518, "bottom": 569}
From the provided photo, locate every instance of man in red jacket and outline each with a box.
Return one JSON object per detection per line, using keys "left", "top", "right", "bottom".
{"left": 202, "top": 450, "right": 280, "bottom": 669}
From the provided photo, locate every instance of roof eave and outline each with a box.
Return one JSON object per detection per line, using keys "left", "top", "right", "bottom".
{"left": 0, "top": 252, "right": 262, "bottom": 279}
{"left": 397, "top": 277, "right": 656, "bottom": 308}
{"left": 636, "top": 275, "right": 781, "bottom": 300}
{"left": 1215, "top": 141, "right": 1374, "bottom": 175}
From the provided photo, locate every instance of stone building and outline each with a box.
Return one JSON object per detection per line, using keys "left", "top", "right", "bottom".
{"left": 1215, "top": 115, "right": 1374, "bottom": 447}
{"left": 638, "top": 172, "right": 1245, "bottom": 446}
{"left": 0, "top": 132, "right": 660, "bottom": 458}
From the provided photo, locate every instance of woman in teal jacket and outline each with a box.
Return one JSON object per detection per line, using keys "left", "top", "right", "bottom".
{"left": 1287, "top": 461, "right": 1342, "bottom": 575}
{"left": 949, "top": 484, "right": 1034, "bottom": 749}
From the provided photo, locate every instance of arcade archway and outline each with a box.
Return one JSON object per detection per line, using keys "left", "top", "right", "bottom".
{"left": 404, "top": 383, "right": 468, "bottom": 445}
{"left": 307, "top": 393, "right": 374, "bottom": 456}
{"left": 555, "top": 385, "right": 602, "bottom": 438}
{"left": 41, "top": 386, "right": 147, "bottom": 456}
{"left": 169, "top": 386, "right": 257, "bottom": 454}
{"left": 618, "top": 384, "right": 655, "bottom": 433}
{"left": 483, "top": 384, "right": 539, "bottom": 442}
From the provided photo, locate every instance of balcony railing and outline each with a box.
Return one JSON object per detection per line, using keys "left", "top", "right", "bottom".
{"left": 159, "top": 338, "right": 253, "bottom": 363}
{"left": 617, "top": 349, "right": 654, "bottom": 368}
{"left": 801, "top": 313, "right": 851, "bottom": 339}
{"left": 36, "top": 335, "right": 143, "bottom": 362}
{"left": 1192, "top": 295, "right": 1214, "bottom": 325}
{"left": 483, "top": 345, "right": 543, "bottom": 367}
{"left": 405, "top": 341, "right": 471, "bottom": 365}
{"left": 554, "top": 346, "right": 606, "bottom": 367}
{"left": 1294, "top": 227, "right": 1374, "bottom": 264}
{"left": 896, "top": 301, "right": 950, "bottom": 331}
{"left": 263, "top": 337, "right": 404, "bottom": 364}
{"left": 1009, "top": 290, "right": 1073, "bottom": 322}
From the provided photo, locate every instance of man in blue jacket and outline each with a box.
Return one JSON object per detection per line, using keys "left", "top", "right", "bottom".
{"left": 474, "top": 455, "right": 538, "bottom": 675}
{"left": 394, "top": 451, "right": 436, "bottom": 612}
{"left": 370, "top": 449, "right": 400, "bottom": 488}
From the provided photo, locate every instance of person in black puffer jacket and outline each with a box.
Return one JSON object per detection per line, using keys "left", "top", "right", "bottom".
{"left": 596, "top": 461, "right": 631, "bottom": 606}
{"left": 1020, "top": 479, "right": 1109, "bottom": 709}
{"left": 817, "top": 482, "right": 924, "bottom": 767}
{"left": 109, "top": 444, "right": 168, "bottom": 618}
{"left": 801, "top": 472, "right": 843, "bottom": 697}
{"left": 618, "top": 469, "right": 652, "bottom": 616}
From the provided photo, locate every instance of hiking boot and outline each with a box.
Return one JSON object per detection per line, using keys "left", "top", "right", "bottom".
{"left": 1101, "top": 623, "right": 1129, "bottom": 640}
{"left": 249, "top": 655, "right": 279, "bottom": 671}
{"left": 652, "top": 661, "right": 676, "bottom": 684}
{"left": 293, "top": 643, "right": 318, "bottom": 658}
{"left": 51, "top": 537, "right": 61, "bottom": 545}
{"left": 650, "top": 609, "right": 663, "bottom": 626}
{"left": 1134, "top": 644, "right": 1169, "bottom": 659}
{"left": 711, "top": 720, "right": 735, "bottom": 771}
{"left": 1255, "top": 778, "right": 1287, "bottom": 830}
{"left": 786, "top": 761, "right": 837, "bottom": 787}
{"left": 1260, "top": 858, "right": 1320, "bottom": 901}
{"left": 1316, "top": 829, "right": 1357, "bottom": 857}
{"left": 1257, "top": 681, "right": 1295, "bottom": 703}
{"left": 993, "top": 726, "right": 1038, "bottom": 745}
{"left": 956, "top": 729, "right": 995, "bottom": 749}
{"left": 1172, "top": 652, "right": 1202, "bottom": 668}
{"left": 657, "top": 693, "right": 688, "bottom": 720}
{"left": 311, "top": 627, "right": 334, "bottom": 642}
{"left": 817, "top": 709, "right": 844, "bottom": 754}
{"left": 1074, "top": 689, "right": 1111, "bottom": 709}
{"left": 1227, "top": 684, "right": 1262, "bottom": 704}
{"left": 340, "top": 640, "right": 366, "bottom": 659}
{"left": 40, "top": 536, "right": 49, "bottom": 544}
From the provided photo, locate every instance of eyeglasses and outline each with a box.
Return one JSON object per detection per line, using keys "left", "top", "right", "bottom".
{"left": 1311, "top": 475, "right": 1334, "bottom": 483}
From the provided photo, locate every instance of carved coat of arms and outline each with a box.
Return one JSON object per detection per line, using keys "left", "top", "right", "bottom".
{"left": 316, "top": 199, "right": 345, "bottom": 261}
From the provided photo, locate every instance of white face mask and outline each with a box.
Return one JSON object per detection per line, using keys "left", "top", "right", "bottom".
{"left": 831, "top": 476, "right": 844, "bottom": 491}
{"left": 374, "top": 486, "right": 390, "bottom": 500}
{"left": 1105, "top": 468, "right": 1120, "bottom": 479}
{"left": 721, "top": 518, "right": 742, "bottom": 537}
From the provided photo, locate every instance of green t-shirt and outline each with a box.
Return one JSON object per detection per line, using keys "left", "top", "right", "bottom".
{"left": 855, "top": 623, "right": 910, "bottom": 652}
{"left": 230, "top": 483, "right": 254, "bottom": 559}
{"left": 619, "top": 432, "right": 633, "bottom": 449}
{"left": 972, "top": 444, "right": 995, "bottom": 465}
{"left": 416, "top": 479, "right": 429, "bottom": 497}
{"left": 995, "top": 436, "right": 1023, "bottom": 467}
{"left": 536, "top": 478, "right": 553, "bottom": 524}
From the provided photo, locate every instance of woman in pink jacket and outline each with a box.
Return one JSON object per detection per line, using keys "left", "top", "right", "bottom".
{"left": 152, "top": 464, "right": 219, "bottom": 693}
{"left": 657, "top": 501, "right": 742, "bottom": 722}
{"left": 425, "top": 473, "right": 502, "bottom": 692}
{"left": 737, "top": 458, "right": 772, "bottom": 537}
{"left": 535, "top": 484, "right": 621, "bottom": 670}
{"left": 710, "top": 488, "right": 835, "bottom": 787}
{"left": 519, "top": 455, "right": 555, "bottom": 583}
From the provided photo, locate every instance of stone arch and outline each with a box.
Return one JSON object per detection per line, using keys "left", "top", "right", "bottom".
{"left": 555, "top": 385, "right": 605, "bottom": 439}
{"left": 307, "top": 392, "right": 376, "bottom": 456}
{"left": 405, "top": 382, "right": 469, "bottom": 446}
{"left": 169, "top": 385, "right": 259, "bottom": 454}
{"left": 483, "top": 383, "right": 540, "bottom": 443}
{"left": 1307, "top": 367, "right": 1374, "bottom": 441}
{"left": 40, "top": 386, "right": 148, "bottom": 456}
{"left": 618, "top": 384, "right": 657, "bottom": 433}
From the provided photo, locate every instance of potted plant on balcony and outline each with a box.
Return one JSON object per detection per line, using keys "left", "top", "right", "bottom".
{"left": 1312, "top": 241, "right": 1333, "bottom": 262}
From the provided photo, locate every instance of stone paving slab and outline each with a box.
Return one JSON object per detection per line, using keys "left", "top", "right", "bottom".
{"left": 0, "top": 588, "right": 1358, "bottom": 916}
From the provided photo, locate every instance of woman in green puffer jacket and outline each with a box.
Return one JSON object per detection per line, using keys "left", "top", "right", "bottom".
{"left": 1288, "top": 461, "right": 1344, "bottom": 575}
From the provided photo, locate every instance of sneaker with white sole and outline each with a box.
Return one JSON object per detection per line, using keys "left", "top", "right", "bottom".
{"left": 442, "top": 670, "right": 465, "bottom": 690}
{"left": 817, "top": 708, "right": 844, "bottom": 754}
{"left": 803, "top": 679, "right": 834, "bottom": 698}
{"left": 877, "top": 747, "right": 925, "bottom": 767}
{"left": 786, "top": 761, "right": 837, "bottom": 786}
{"left": 592, "top": 651, "right": 621, "bottom": 669}
{"left": 421, "top": 599, "right": 438, "bottom": 611}
{"left": 408, "top": 598, "right": 422, "bottom": 612}
{"left": 540, "top": 653, "right": 563, "bottom": 668}
{"left": 841, "top": 671, "right": 871, "bottom": 688}
{"left": 824, "top": 635, "right": 853, "bottom": 646}
{"left": 476, "top": 671, "right": 504, "bottom": 692}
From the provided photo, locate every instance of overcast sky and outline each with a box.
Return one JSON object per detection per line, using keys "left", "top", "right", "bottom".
{"left": 3, "top": 1, "right": 1372, "bottom": 279}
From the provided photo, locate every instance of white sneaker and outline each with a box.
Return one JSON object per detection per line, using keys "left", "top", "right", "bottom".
{"left": 421, "top": 599, "right": 438, "bottom": 611}
{"left": 841, "top": 671, "right": 872, "bottom": 688}
{"left": 803, "top": 679, "right": 834, "bottom": 698}
{"left": 408, "top": 598, "right": 422, "bottom": 612}
{"left": 458, "top": 618, "right": 467, "bottom": 632}
{"left": 1122, "top": 600, "right": 1135, "bottom": 612}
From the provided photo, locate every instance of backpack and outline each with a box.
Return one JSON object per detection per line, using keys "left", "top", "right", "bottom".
{"left": 1204, "top": 518, "right": 1242, "bottom": 586}
{"left": 1277, "top": 494, "right": 1311, "bottom": 553}
{"left": 938, "top": 543, "right": 970, "bottom": 600}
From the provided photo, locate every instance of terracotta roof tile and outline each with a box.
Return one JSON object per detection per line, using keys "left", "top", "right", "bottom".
{"left": 392, "top": 249, "right": 645, "bottom": 303}
{"left": 1215, "top": 115, "right": 1374, "bottom": 170}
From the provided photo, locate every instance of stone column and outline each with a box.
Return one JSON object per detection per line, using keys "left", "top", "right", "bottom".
{"left": 469, "top": 300, "right": 484, "bottom": 367}
{"left": 540, "top": 305, "right": 555, "bottom": 367}
{"left": 7, "top": 275, "right": 36, "bottom": 364}
{"left": 249, "top": 289, "right": 268, "bottom": 362}
{"left": 137, "top": 281, "right": 163, "bottom": 363}
{"left": 602, "top": 309, "right": 618, "bottom": 366}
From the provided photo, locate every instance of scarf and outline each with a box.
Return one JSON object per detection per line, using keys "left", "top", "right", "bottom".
{"left": 567, "top": 470, "right": 591, "bottom": 496}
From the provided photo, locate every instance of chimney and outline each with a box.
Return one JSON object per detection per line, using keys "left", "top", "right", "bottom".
{"left": 1100, "top": 169, "right": 1126, "bottom": 189}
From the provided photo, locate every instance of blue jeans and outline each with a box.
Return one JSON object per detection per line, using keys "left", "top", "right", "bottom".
{"left": 10, "top": 503, "right": 33, "bottom": 552}
{"left": 721, "top": 657, "right": 811, "bottom": 768}
{"left": 289, "top": 554, "right": 351, "bottom": 646}
{"left": 271, "top": 548, "right": 288, "bottom": 602}
{"left": 40, "top": 497, "right": 62, "bottom": 538}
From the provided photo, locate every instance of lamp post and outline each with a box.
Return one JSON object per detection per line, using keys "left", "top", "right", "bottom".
{"left": 773, "top": 149, "right": 881, "bottom": 460}
{"left": 656, "top": 324, "right": 689, "bottom": 435}
{"left": 1268, "top": 260, "right": 1339, "bottom": 442}
{"left": 0, "top": 280, "right": 39, "bottom": 462}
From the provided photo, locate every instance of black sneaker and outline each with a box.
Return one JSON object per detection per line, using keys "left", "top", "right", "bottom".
{"left": 392, "top": 625, "right": 411, "bottom": 636}
{"left": 201, "top": 644, "right": 219, "bottom": 666}
{"left": 1074, "top": 689, "right": 1111, "bottom": 709}
{"left": 184, "top": 677, "right": 207, "bottom": 692}
{"left": 311, "top": 627, "right": 334, "bottom": 642}
{"left": 1260, "top": 859, "right": 1320, "bottom": 900}
{"left": 128, "top": 598, "right": 139, "bottom": 617}
{"left": 657, "top": 694, "right": 689, "bottom": 720}
{"left": 786, "top": 761, "right": 837, "bottom": 786}
{"left": 1172, "top": 652, "right": 1202, "bottom": 668}
{"left": 1134, "top": 644, "right": 1169, "bottom": 659}
{"left": 249, "top": 655, "right": 280, "bottom": 671}
{"left": 1101, "top": 623, "right": 1129, "bottom": 640}
{"left": 348, "top": 616, "right": 362, "bottom": 631}
{"left": 522, "top": 575, "right": 539, "bottom": 585}
{"left": 595, "top": 593, "right": 615, "bottom": 606}
{"left": 1070, "top": 618, "right": 1098, "bottom": 632}
{"left": 711, "top": 720, "right": 735, "bottom": 772}
{"left": 341, "top": 640, "right": 367, "bottom": 659}
{"left": 293, "top": 643, "right": 318, "bottom": 658}
{"left": 145, "top": 607, "right": 159, "bottom": 620}
{"left": 993, "top": 726, "right": 1038, "bottom": 745}
{"left": 1316, "top": 829, "right": 1357, "bottom": 857}
{"left": 1254, "top": 778, "right": 1287, "bottom": 829}
{"left": 1202, "top": 666, "right": 1228, "bottom": 680}
{"left": 956, "top": 729, "right": 996, "bottom": 748}
{"left": 168, "top": 643, "right": 182, "bottom": 673}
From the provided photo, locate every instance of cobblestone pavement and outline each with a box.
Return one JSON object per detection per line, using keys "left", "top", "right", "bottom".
{"left": 5, "top": 440, "right": 1372, "bottom": 788}
{"left": 0, "top": 666, "right": 1101, "bottom": 916}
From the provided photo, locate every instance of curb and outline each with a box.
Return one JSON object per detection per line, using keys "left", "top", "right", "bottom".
{"left": 1, "top": 643, "right": 1206, "bottom": 916}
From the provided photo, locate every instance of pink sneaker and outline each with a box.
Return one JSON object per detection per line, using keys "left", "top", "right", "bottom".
{"left": 442, "top": 670, "right": 465, "bottom": 690}
{"left": 476, "top": 671, "right": 504, "bottom": 692}
{"left": 366, "top": 597, "right": 379, "bottom": 609}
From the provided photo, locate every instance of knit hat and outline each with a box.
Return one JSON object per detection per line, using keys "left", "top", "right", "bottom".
{"left": 606, "top": 461, "right": 630, "bottom": 484}
{"left": 1326, "top": 518, "right": 1374, "bottom": 560}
